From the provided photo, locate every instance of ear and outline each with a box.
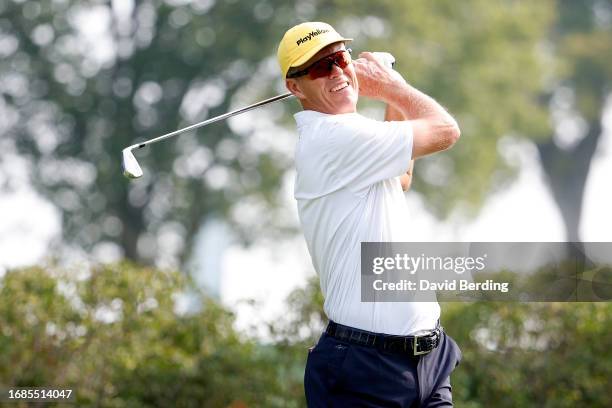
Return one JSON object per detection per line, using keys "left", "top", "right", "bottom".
{"left": 286, "top": 78, "right": 306, "bottom": 100}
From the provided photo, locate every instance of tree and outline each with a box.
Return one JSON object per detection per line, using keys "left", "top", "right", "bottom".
{"left": 535, "top": 0, "right": 612, "bottom": 243}
{"left": 3, "top": 1, "right": 607, "bottom": 267}
{"left": 1, "top": 0, "right": 296, "bottom": 265}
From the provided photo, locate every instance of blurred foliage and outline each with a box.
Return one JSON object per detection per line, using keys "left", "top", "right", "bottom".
{"left": 0, "top": 0, "right": 300, "bottom": 265}
{"left": 5, "top": 0, "right": 609, "bottom": 266}
{"left": 444, "top": 302, "right": 612, "bottom": 408}
{"left": 534, "top": 0, "right": 612, "bottom": 242}
{"left": 1, "top": 264, "right": 611, "bottom": 406}
{"left": 0, "top": 264, "right": 293, "bottom": 407}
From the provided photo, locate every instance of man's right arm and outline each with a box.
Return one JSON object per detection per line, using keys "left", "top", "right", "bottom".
{"left": 354, "top": 52, "right": 460, "bottom": 159}
{"left": 387, "top": 82, "right": 460, "bottom": 159}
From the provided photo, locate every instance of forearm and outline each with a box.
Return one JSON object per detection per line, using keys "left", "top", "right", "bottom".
{"left": 355, "top": 51, "right": 455, "bottom": 125}
{"left": 383, "top": 81, "right": 457, "bottom": 126}
{"left": 355, "top": 52, "right": 459, "bottom": 159}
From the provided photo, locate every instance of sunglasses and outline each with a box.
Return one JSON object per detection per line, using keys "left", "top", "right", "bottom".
{"left": 287, "top": 48, "right": 352, "bottom": 80}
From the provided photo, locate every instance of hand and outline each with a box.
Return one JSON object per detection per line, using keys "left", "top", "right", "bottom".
{"left": 353, "top": 52, "right": 406, "bottom": 101}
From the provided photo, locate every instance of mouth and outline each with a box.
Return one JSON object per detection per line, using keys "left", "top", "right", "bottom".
{"left": 330, "top": 81, "right": 350, "bottom": 93}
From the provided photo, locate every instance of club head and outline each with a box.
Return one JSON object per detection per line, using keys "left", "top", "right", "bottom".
{"left": 122, "top": 146, "right": 143, "bottom": 179}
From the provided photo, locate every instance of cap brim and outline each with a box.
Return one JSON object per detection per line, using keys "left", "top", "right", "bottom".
{"left": 287, "top": 37, "right": 353, "bottom": 75}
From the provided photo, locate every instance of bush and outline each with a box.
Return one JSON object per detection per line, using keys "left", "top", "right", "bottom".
{"left": 0, "top": 264, "right": 289, "bottom": 407}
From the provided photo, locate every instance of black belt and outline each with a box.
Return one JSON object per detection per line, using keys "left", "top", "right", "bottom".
{"left": 325, "top": 321, "right": 442, "bottom": 357}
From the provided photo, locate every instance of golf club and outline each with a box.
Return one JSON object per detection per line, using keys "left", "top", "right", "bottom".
{"left": 122, "top": 92, "right": 294, "bottom": 179}
{"left": 121, "top": 52, "right": 395, "bottom": 179}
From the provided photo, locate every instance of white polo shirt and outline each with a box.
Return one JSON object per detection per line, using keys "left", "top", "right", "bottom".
{"left": 294, "top": 110, "right": 440, "bottom": 335}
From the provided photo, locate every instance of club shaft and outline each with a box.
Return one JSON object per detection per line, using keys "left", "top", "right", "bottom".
{"left": 133, "top": 92, "right": 294, "bottom": 149}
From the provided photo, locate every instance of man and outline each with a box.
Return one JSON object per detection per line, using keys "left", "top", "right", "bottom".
{"left": 277, "top": 22, "right": 462, "bottom": 407}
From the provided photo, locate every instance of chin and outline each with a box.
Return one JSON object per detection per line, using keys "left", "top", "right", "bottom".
{"left": 341, "top": 99, "right": 358, "bottom": 113}
{"left": 330, "top": 93, "right": 358, "bottom": 113}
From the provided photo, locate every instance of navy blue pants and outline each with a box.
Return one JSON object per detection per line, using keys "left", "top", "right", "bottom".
{"left": 304, "top": 328, "right": 462, "bottom": 407}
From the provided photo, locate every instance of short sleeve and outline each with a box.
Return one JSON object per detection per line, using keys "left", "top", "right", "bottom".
{"left": 327, "top": 116, "right": 413, "bottom": 193}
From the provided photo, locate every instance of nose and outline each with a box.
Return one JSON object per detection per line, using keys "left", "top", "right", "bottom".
{"left": 329, "top": 62, "right": 343, "bottom": 78}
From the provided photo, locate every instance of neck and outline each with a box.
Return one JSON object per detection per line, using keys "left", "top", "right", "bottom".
{"left": 300, "top": 100, "right": 356, "bottom": 115}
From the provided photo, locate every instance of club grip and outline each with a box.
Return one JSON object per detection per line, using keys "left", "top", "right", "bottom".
{"left": 372, "top": 52, "right": 396, "bottom": 69}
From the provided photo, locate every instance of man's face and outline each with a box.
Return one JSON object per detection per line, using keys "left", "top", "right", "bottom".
{"left": 285, "top": 42, "right": 359, "bottom": 115}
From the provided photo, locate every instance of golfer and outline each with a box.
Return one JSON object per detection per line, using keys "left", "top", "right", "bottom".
{"left": 278, "top": 22, "right": 462, "bottom": 406}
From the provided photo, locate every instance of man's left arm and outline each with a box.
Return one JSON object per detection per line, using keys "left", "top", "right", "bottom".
{"left": 384, "top": 104, "right": 414, "bottom": 191}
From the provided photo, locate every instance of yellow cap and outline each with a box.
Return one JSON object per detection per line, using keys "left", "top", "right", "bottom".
{"left": 277, "top": 22, "right": 352, "bottom": 78}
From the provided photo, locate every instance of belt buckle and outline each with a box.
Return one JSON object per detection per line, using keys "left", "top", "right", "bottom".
{"left": 413, "top": 334, "right": 429, "bottom": 356}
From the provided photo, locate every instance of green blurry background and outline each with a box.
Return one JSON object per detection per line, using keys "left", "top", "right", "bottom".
{"left": 1, "top": 0, "right": 611, "bottom": 406}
